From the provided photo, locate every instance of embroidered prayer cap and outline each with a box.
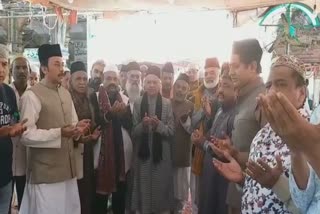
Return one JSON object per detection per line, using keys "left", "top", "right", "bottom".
{"left": 162, "top": 62, "right": 174, "bottom": 74}
{"left": 104, "top": 64, "right": 119, "bottom": 74}
{"left": 0, "top": 44, "right": 9, "bottom": 59}
{"left": 140, "top": 64, "right": 148, "bottom": 72}
{"left": 271, "top": 55, "right": 306, "bottom": 80}
{"left": 187, "top": 63, "right": 200, "bottom": 71}
{"left": 126, "top": 61, "right": 140, "bottom": 72}
{"left": 38, "top": 44, "right": 62, "bottom": 63}
{"left": 146, "top": 65, "right": 161, "bottom": 79}
{"left": 175, "top": 73, "right": 189, "bottom": 84}
{"left": 70, "top": 61, "right": 86, "bottom": 75}
{"left": 204, "top": 57, "right": 220, "bottom": 69}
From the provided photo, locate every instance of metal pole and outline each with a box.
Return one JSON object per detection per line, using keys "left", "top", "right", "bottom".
{"left": 0, "top": 12, "right": 102, "bottom": 19}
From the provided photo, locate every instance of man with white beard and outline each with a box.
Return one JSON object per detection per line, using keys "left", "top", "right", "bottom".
{"left": 189, "top": 57, "right": 221, "bottom": 214}
{"left": 124, "top": 61, "right": 143, "bottom": 113}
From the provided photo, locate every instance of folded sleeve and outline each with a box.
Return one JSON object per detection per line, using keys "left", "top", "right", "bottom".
{"left": 289, "top": 165, "right": 316, "bottom": 213}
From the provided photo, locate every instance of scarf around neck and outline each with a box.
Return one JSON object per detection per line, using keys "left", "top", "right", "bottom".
{"left": 96, "top": 85, "right": 126, "bottom": 194}
{"left": 138, "top": 92, "right": 163, "bottom": 164}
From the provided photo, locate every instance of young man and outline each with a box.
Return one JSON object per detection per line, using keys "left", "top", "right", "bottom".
{"left": 92, "top": 64, "right": 132, "bottom": 214}
{"left": 69, "top": 61, "right": 101, "bottom": 214}
{"left": 226, "top": 39, "right": 266, "bottom": 214}
{"left": 0, "top": 44, "right": 27, "bottom": 214}
{"left": 88, "top": 60, "right": 105, "bottom": 92}
{"left": 19, "top": 44, "right": 90, "bottom": 214}
{"left": 213, "top": 55, "right": 306, "bottom": 213}
{"left": 161, "top": 62, "right": 174, "bottom": 99}
{"left": 171, "top": 73, "right": 194, "bottom": 214}
{"left": 192, "top": 64, "right": 237, "bottom": 214}
{"left": 129, "top": 65, "right": 175, "bottom": 214}
{"left": 9, "top": 56, "right": 31, "bottom": 211}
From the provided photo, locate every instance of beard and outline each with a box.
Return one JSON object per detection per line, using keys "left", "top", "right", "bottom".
{"left": 204, "top": 78, "right": 219, "bottom": 89}
{"left": 126, "top": 81, "right": 142, "bottom": 102}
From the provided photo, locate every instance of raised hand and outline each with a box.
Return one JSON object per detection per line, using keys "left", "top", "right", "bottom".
{"left": 191, "top": 129, "right": 205, "bottom": 145}
{"left": 210, "top": 135, "right": 238, "bottom": 160}
{"left": 150, "top": 116, "right": 160, "bottom": 129}
{"left": 9, "top": 119, "right": 28, "bottom": 137}
{"left": 257, "top": 92, "right": 306, "bottom": 150}
{"left": 246, "top": 155, "right": 284, "bottom": 189}
{"left": 76, "top": 119, "right": 91, "bottom": 135}
{"left": 213, "top": 151, "right": 244, "bottom": 183}
{"left": 201, "top": 96, "right": 211, "bottom": 118}
{"left": 61, "top": 125, "right": 79, "bottom": 138}
{"left": 142, "top": 113, "right": 151, "bottom": 129}
{"left": 81, "top": 126, "right": 101, "bottom": 143}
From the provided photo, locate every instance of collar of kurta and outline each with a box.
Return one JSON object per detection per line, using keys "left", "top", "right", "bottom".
{"left": 40, "top": 79, "right": 60, "bottom": 90}
{"left": 237, "top": 77, "right": 264, "bottom": 98}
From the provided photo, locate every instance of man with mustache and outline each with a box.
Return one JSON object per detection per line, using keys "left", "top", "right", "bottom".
{"left": 0, "top": 45, "right": 27, "bottom": 214}
{"left": 171, "top": 73, "right": 194, "bottom": 214}
{"left": 192, "top": 63, "right": 237, "bottom": 214}
{"left": 92, "top": 64, "right": 132, "bottom": 214}
{"left": 161, "top": 62, "right": 174, "bottom": 99}
{"left": 19, "top": 44, "right": 90, "bottom": 214}
{"left": 125, "top": 61, "right": 143, "bottom": 113}
{"left": 88, "top": 60, "right": 105, "bottom": 92}
{"left": 189, "top": 57, "right": 221, "bottom": 214}
{"left": 129, "top": 65, "right": 175, "bottom": 214}
{"left": 214, "top": 39, "right": 266, "bottom": 214}
{"left": 9, "top": 57, "right": 31, "bottom": 212}
{"left": 69, "top": 61, "right": 101, "bottom": 214}
{"left": 213, "top": 55, "right": 306, "bottom": 214}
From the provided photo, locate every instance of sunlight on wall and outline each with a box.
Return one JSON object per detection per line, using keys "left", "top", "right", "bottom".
{"left": 88, "top": 10, "right": 273, "bottom": 81}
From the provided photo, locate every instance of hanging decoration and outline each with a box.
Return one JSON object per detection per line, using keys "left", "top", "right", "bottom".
{"left": 69, "top": 10, "right": 78, "bottom": 25}
{"left": 55, "top": 7, "right": 64, "bottom": 21}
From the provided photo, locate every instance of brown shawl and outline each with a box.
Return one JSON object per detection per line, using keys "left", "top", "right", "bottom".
{"left": 96, "top": 85, "right": 126, "bottom": 194}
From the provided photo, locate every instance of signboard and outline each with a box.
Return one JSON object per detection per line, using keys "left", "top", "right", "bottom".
{"left": 73, "top": 40, "right": 87, "bottom": 64}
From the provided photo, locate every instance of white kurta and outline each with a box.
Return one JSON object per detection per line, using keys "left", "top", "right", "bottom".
{"left": 19, "top": 90, "right": 81, "bottom": 214}
{"left": 10, "top": 83, "right": 30, "bottom": 176}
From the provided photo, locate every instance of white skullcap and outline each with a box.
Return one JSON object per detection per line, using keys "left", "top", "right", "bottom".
{"left": 104, "top": 64, "right": 119, "bottom": 73}
{"left": 0, "top": 44, "right": 9, "bottom": 59}
{"left": 30, "top": 64, "right": 39, "bottom": 73}
{"left": 140, "top": 64, "right": 148, "bottom": 71}
{"left": 187, "top": 63, "right": 200, "bottom": 71}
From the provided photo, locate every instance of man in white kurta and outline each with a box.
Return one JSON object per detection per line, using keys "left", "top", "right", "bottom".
{"left": 19, "top": 44, "right": 89, "bottom": 214}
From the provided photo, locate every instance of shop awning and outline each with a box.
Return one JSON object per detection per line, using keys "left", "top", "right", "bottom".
{"left": 31, "top": 0, "right": 308, "bottom": 11}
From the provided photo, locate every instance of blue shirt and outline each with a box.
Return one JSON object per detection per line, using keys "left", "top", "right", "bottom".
{"left": 289, "top": 107, "right": 320, "bottom": 214}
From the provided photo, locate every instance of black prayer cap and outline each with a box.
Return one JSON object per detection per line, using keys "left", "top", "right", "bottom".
{"left": 162, "top": 62, "right": 174, "bottom": 73}
{"left": 38, "top": 44, "right": 62, "bottom": 63}
{"left": 120, "top": 64, "right": 128, "bottom": 72}
{"left": 232, "top": 39, "right": 262, "bottom": 70}
{"left": 146, "top": 65, "right": 161, "bottom": 79}
{"left": 126, "top": 61, "right": 140, "bottom": 72}
{"left": 175, "top": 73, "right": 189, "bottom": 84}
{"left": 70, "top": 61, "right": 86, "bottom": 74}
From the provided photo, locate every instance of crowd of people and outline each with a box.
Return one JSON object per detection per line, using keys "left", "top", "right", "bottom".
{"left": 0, "top": 38, "right": 319, "bottom": 214}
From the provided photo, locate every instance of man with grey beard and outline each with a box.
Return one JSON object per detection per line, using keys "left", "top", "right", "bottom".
{"left": 125, "top": 61, "right": 143, "bottom": 113}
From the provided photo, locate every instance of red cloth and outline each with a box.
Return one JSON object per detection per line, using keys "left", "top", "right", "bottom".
{"left": 96, "top": 86, "right": 126, "bottom": 194}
